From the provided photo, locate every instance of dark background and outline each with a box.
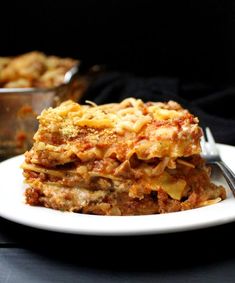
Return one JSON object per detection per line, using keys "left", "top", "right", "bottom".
{"left": 1, "top": 0, "right": 235, "bottom": 144}
{"left": 1, "top": 0, "right": 234, "bottom": 84}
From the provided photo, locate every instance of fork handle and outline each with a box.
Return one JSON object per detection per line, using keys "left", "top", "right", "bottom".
{"left": 212, "top": 161, "right": 235, "bottom": 196}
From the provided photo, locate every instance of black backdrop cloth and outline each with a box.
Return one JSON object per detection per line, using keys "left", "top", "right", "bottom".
{"left": 82, "top": 73, "right": 235, "bottom": 146}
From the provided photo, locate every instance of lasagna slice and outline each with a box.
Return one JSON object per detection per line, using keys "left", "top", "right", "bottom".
{"left": 22, "top": 98, "right": 226, "bottom": 215}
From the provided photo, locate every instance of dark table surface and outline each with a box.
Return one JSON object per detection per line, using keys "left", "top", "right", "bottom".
{"left": 1, "top": 214, "right": 235, "bottom": 283}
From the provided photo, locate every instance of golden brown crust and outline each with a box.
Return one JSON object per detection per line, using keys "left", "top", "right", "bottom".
{"left": 26, "top": 98, "right": 202, "bottom": 166}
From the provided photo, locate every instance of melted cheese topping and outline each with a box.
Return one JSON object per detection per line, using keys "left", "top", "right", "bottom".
{"left": 33, "top": 98, "right": 202, "bottom": 161}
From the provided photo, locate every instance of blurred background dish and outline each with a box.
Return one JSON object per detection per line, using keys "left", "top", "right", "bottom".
{"left": 0, "top": 51, "right": 78, "bottom": 88}
{"left": 0, "top": 52, "right": 89, "bottom": 160}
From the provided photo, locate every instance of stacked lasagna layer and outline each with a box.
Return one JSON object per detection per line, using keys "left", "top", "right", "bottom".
{"left": 22, "top": 98, "right": 226, "bottom": 215}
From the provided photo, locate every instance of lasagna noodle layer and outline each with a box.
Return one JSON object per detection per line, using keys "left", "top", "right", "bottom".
{"left": 23, "top": 156, "right": 225, "bottom": 215}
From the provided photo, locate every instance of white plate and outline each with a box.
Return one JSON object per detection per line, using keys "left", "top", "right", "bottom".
{"left": 0, "top": 143, "right": 234, "bottom": 236}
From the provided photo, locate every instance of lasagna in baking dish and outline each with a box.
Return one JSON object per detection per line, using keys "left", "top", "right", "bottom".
{"left": 22, "top": 98, "right": 226, "bottom": 215}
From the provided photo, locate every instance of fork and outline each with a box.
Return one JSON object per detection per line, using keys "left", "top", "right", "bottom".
{"left": 201, "top": 127, "right": 235, "bottom": 196}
